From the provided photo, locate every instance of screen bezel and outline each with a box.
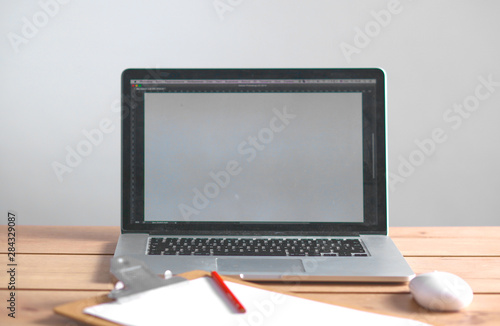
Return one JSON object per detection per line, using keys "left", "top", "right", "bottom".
{"left": 121, "top": 68, "right": 387, "bottom": 236}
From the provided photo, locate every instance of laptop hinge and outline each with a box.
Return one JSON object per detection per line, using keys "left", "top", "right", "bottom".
{"left": 147, "top": 230, "right": 363, "bottom": 237}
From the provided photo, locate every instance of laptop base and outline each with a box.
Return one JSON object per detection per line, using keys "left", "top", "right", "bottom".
{"left": 115, "top": 234, "right": 415, "bottom": 282}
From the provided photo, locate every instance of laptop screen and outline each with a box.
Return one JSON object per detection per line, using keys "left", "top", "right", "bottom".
{"left": 122, "top": 69, "right": 386, "bottom": 235}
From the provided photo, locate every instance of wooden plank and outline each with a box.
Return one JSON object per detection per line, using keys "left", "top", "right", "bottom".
{"left": 0, "top": 289, "right": 108, "bottom": 326}
{"left": 390, "top": 226, "right": 500, "bottom": 239}
{"left": 0, "top": 254, "right": 114, "bottom": 291}
{"left": 406, "top": 257, "right": 500, "bottom": 285}
{"left": 2, "top": 225, "right": 500, "bottom": 256}
{"left": 394, "top": 238, "right": 500, "bottom": 257}
{"left": 1, "top": 226, "right": 499, "bottom": 256}
{"left": 390, "top": 227, "right": 500, "bottom": 256}
{"left": 2, "top": 254, "right": 499, "bottom": 294}
{"left": 0, "top": 225, "right": 120, "bottom": 255}
{"left": 1, "top": 290, "right": 498, "bottom": 326}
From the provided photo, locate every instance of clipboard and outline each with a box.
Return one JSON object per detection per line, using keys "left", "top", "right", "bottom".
{"left": 53, "top": 257, "right": 271, "bottom": 326}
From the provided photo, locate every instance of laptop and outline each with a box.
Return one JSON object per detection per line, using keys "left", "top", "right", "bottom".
{"left": 115, "top": 68, "right": 415, "bottom": 282}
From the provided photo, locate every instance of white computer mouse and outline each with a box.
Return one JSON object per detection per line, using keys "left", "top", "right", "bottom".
{"left": 409, "top": 271, "right": 473, "bottom": 311}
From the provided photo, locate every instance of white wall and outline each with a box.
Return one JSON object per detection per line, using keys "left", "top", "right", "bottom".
{"left": 1, "top": 0, "right": 499, "bottom": 226}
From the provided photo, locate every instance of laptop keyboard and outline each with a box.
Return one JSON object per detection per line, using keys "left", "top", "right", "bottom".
{"left": 147, "top": 237, "right": 368, "bottom": 257}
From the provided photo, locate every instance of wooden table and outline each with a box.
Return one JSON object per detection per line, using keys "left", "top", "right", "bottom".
{"left": 1, "top": 226, "right": 499, "bottom": 325}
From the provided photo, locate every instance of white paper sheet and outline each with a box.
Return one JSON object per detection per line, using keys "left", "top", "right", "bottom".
{"left": 84, "top": 277, "right": 429, "bottom": 326}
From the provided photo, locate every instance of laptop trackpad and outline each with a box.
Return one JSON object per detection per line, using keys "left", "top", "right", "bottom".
{"left": 217, "top": 258, "right": 305, "bottom": 273}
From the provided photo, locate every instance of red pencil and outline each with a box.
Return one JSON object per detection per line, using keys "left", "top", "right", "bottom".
{"left": 211, "top": 271, "right": 246, "bottom": 313}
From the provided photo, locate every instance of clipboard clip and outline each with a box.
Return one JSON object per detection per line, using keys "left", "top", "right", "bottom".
{"left": 108, "top": 256, "right": 186, "bottom": 300}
